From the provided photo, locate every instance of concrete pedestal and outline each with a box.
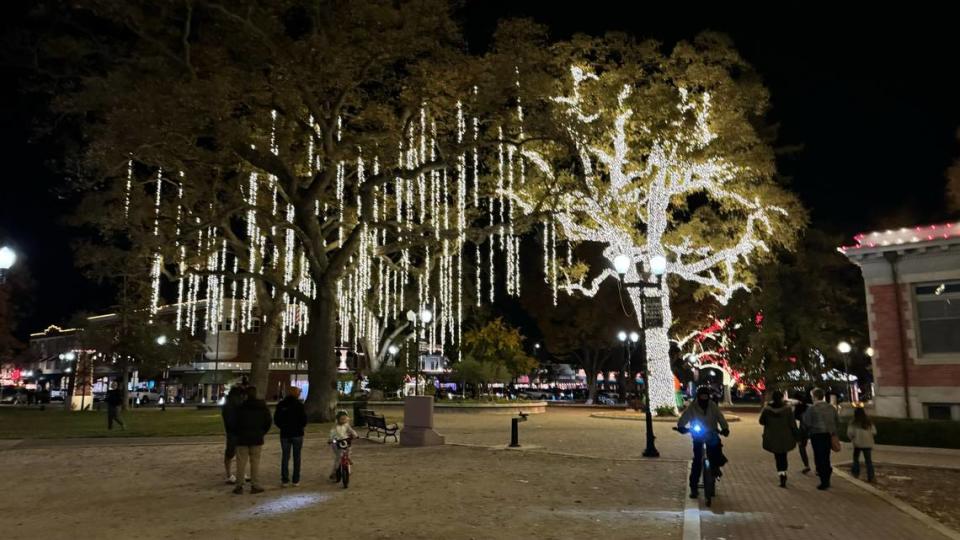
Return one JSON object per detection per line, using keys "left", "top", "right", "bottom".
{"left": 399, "top": 396, "right": 445, "bottom": 447}
{"left": 69, "top": 394, "right": 93, "bottom": 411}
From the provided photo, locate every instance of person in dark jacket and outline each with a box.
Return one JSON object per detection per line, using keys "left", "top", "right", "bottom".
{"left": 760, "top": 390, "right": 798, "bottom": 488}
{"left": 802, "top": 387, "right": 840, "bottom": 490}
{"left": 793, "top": 392, "right": 811, "bottom": 474}
{"left": 221, "top": 385, "right": 245, "bottom": 484}
{"left": 274, "top": 386, "right": 308, "bottom": 487}
{"left": 677, "top": 386, "right": 730, "bottom": 499}
{"left": 229, "top": 386, "right": 272, "bottom": 494}
{"left": 106, "top": 382, "right": 125, "bottom": 430}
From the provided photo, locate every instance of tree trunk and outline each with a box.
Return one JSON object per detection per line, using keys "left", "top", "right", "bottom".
{"left": 249, "top": 297, "right": 283, "bottom": 399}
{"left": 303, "top": 283, "right": 339, "bottom": 422}
{"left": 586, "top": 355, "right": 599, "bottom": 405}
{"left": 119, "top": 358, "right": 130, "bottom": 411}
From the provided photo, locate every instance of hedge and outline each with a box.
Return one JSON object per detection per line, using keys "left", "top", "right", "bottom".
{"left": 838, "top": 417, "right": 960, "bottom": 449}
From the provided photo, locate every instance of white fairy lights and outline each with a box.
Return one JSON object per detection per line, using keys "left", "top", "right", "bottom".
{"left": 508, "top": 66, "right": 788, "bottom": 413}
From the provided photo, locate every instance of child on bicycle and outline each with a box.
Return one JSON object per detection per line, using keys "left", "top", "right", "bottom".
{"left": 329, "top": 410, "right": 358, "bottom": 481}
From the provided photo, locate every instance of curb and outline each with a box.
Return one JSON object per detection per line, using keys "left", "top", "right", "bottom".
{"left": 589, "top": 412, "right": 742, "bottom": 423}
{"left": 834, "top": 467, "right": 960, "bottom": 540}
{"left": 445, "top": 441, "right": 688, "bottom": 462}
{"left": 681, "top": 460, "right": 700, "bottom": 540}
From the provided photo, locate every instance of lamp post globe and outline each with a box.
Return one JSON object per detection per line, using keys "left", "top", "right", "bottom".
{"left": 0, "top": 246, "right": 16, "bottom": 270}
{"left": 629, "top": 331, "right": 640, "bottom": 343}
{"left": 156, "top": 335, "right": 168, "bottom": 346}
{"left": 420, "top": 308, "right": 433, "bottom": 324}
{"left": 617, "top": 330, "right": 627, "bottom": 342}
{"left": 837, "top": 341, "right": 852, "bottom": 354}
{"left": 64, "top": 351, "right": 76, "bottom": 361}
{"left": 865, "top": 346, "right": 874, "bottom": 357}
{"left": 649, "top": 254, "right": 667, "bottom": 276}
{"left": 613, "top": 254, "right": 631, "bottom": 275}
{"left": 388, "top": 345, "right": 399, "bottom": 355}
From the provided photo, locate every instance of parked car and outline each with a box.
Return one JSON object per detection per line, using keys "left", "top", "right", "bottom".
{"left": 0, "top": 386, "right": 29, "bottom": 405}
{"left": 520, "top": 389, "right": 552, "bottom": 400}
{"left": 130, "top": 389, "right": 162, "bottom": 404}
{"left": 596, "top": 392, "right": 620, "bottom": 406}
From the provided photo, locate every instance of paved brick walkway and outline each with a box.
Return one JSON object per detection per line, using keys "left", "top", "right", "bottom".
{"left": 697, "top": 415, "right": 953, "bottom": 540}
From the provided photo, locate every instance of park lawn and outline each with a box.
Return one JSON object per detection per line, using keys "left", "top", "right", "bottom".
{"left": 0, "top": 407, "right": 352, "bottom": 439}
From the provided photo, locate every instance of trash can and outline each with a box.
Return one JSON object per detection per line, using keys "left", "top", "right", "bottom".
{"left": 353, "top": 400, "right": 368, "bottom": 427}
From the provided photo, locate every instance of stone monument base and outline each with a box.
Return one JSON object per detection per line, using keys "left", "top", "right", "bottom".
{"left": 399, "top": 395, "right": 445, "bottom": 447}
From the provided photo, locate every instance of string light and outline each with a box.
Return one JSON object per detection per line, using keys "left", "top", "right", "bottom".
{"left": 508, "top": 66, "right": 788, "bottom": 413}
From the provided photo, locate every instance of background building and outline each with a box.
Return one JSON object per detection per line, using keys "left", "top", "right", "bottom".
{"left": 841, "top": 222, "right": 960, "bottom": 419}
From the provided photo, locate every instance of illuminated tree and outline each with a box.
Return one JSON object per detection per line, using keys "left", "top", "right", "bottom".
{"left": 512, "top": 36, "right": 805, "bottom": 413}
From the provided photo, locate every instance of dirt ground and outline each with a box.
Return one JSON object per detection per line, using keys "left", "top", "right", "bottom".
{"left": 0, "top": 410, "right": 688, "bottom": 540}
{"left": 840, "top": 463, "right": 960, "bottom": 533}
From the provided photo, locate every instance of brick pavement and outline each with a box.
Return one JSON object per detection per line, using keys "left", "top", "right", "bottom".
{"left": 697, "top": 414, "right": 953, "bottom": 540}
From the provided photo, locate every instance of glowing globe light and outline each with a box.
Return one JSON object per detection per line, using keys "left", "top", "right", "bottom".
{"left": 617, "top": 331, "right": 627, "bottom": 342}
{"left": 837, "top": 341, "right": 852, "bottom": 354}
{"left": 629, "top": 331, "right": 640, "bottom": 343}
{"left": 0, "top": 246, "right": 16, "bottom": 270}
{"left": 420, "top": 308, "right": 433, "bottom": 324}
{"left": 613, "top": 254, "right": 631, "bottom": 275}
{"left": 649, "top": 255, "right": 667, "bottom": 276}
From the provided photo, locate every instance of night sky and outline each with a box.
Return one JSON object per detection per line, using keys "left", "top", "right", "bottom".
{"left": 2, "top": 3, "right": 959, "bottom": 335}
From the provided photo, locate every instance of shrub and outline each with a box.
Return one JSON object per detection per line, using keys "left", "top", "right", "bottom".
{"left": 838, "top": 417, "right": 960, "bottom": 449}
{"left": 366, "top": 366, "right": 406, "bottom": 397}
{"left": 655, "top": 405, "right": 677, "bottom": 417}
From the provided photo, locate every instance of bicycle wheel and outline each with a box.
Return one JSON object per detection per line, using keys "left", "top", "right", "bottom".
{"left": 341, "top": 464, "right": 350, "bottom": 489}
{"left": 703, "top": 459, "right": 716, "bottom": 504}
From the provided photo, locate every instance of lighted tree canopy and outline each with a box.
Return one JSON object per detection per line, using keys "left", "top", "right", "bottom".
{"left": 38, "top": 1, "right": 804, "bottom": 418}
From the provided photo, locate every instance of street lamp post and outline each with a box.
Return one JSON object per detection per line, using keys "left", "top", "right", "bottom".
{"left": 837, "top": 341, "right": 855, "bottom": 404}
{"left": 156, "top": 335, "right": 168, "bottom": 411}
{"left": 614, "top": 254, "right": 666, "bottom": 458}
{"left": 406, "top": 307, "right": 433, "bottom": 395}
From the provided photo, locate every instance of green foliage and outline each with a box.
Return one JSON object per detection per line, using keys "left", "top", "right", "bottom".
{"left": 719, "top": 229, "right": 868, "bottom": 386}
{"left": 366, "top": 366, "right": 406, "bottom": 396}
{"left": 655, "top": 405, "right": 678, "bottom": 417}
{"left": 462, "top": 318, "right": 537, "bottom": 378}
{"left": 838, "top": 417, "right": 960, "bottom": 449}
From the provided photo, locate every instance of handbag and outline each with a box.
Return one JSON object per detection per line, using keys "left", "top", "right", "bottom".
{"left": 830, "top": 433, "right": 841, "bottom": 452}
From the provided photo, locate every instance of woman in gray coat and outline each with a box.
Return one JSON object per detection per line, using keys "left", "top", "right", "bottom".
{"left": 759, "top": 390, "right": 798, "bottom": 488}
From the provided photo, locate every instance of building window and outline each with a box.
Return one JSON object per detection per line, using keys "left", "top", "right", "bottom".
{"left": 924, "top": 403, "right": 954, "bottom": 421}
{"left": 914, "top": 282, "right": 960, "bottom": 354}
{"left": 248, "top": 318, "right": 262, "bottom": 334}
{"left": 271, "top": 346, "right": 297, "bottom": 361}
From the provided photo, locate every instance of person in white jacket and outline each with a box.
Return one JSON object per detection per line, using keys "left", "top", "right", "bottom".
{"left": 329, "top": 410, "right": 358, "bottom": 481}
{"left": 847, "top": 407, "right": 877, "bottom": 482}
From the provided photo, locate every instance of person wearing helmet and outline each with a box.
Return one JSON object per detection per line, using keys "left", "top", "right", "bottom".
{"left": 677, "top": 385, "right": 730, "bottom": 498}
{"left": 329, "top": 410, "right": 358, "bottom": 481}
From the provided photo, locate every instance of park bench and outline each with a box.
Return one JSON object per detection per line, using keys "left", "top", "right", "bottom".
{"left": 362, "top": 410, "right": 399, "bottom": 443}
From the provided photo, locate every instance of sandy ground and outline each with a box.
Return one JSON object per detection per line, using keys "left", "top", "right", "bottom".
{"left": 0, "top": 410, "right": 687, "bottom": 540}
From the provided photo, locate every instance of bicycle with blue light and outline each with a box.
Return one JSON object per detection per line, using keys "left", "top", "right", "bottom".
{"left": 674, "top": 420, "right": 725, "bottom": 507}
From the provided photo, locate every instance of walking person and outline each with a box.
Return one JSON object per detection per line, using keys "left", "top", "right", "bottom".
{"left": 106, "top": 382, "right": 125, "bottom": 430}
{"left": 802, "top": 388, "right": 840, "bottom": 490}
{"left": 274, "top": 386, "right": 307, "bottom": 487}
{"left": 230, "top": 386, "right": 272, "bottom": 495}
{"left": 759, "top": 390, "right": 798, "bottom": 488}
{"left": 221, "top": 385, "right": 244, "bottom": 484}
{"left": 793, "top": 391, "right": 811, "bottom": 474}
{"left": 847, "top": 407, "right": 877, "bottom": 482}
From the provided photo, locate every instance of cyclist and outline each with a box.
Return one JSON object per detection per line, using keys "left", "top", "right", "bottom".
{"left": 677, "top": 385, "right": 730, "bottom": 498}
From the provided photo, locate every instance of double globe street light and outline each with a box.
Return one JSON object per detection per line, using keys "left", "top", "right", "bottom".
{"left": 613, "top": 254, "right": 667, "bottom": 458}
{"left": 405, "top": 307, "right": 434, "bottom": 395}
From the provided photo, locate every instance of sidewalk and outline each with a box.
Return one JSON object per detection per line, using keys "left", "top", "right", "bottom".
{"left": 696, "top": 418, "right": 956, "bottom": 539}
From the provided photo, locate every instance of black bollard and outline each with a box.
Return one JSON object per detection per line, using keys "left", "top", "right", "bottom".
{"left": 510, "top": 418, "right": 520, "bottom": 447}
{"left": 509, "top": 412, "right": 528, "bottom": 448}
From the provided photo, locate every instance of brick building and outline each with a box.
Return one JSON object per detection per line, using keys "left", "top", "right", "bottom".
{"left": 840, "top": 222, "right": 960, "bottom": 420}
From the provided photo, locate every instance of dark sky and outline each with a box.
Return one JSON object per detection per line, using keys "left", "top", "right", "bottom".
{"left": 2, "top": 3, "right": 959, "bottom": 335}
